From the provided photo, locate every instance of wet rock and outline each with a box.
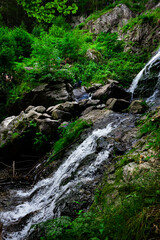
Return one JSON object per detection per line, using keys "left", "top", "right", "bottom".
{"left": 25, "top": 110, "right": 42, "bottom": 120}
{"left": 129, "top": 100, "right": 148, "bottom": 114}
{"left": 72, "top": 86, "right": 91, "bottom": 101}
{"left": 106, "top": 98, "right": 130, "bottom": 112}
{"left": 133, "top": 57, "right": 160, "bottom": 98}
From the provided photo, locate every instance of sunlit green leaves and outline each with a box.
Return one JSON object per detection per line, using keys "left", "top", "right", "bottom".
{"left": 16, "top": 0, "right": 78, "bottom": 23}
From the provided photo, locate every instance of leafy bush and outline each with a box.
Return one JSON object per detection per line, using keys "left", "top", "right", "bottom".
{"left": 57, "top": 30, "right": 88, "bottom": 61}
{"left": 12, "top": 27, "right": 33, "bottom": 60}
{"left": 94, "top": 32, "right": 124, "bottom": 58}
{"left": 0, "top": 27, "right": 16, "bottom": 73}
{"left": 31, "top": 34, "right": 61, "bottom": 72}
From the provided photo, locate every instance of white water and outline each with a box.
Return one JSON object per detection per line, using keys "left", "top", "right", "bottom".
{"left": 129, "top": 49, "right": 160, "bottom": 95}
{"left": 0, "top": 122, "right": 116, "bottom": 240}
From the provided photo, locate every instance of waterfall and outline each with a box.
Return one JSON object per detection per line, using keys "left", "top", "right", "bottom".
{"left": 128, "top": 49, "right": 160, "bottom": 99}
{"left": 0, "top": 120, "right": 120, "bottom": 240}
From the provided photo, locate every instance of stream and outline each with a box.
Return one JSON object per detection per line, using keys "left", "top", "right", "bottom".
{"left": 0, "top": 48, "right": 160, "bottom": 240}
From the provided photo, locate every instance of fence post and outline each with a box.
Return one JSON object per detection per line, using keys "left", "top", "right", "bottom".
{"left": 13, "top": 161, "right": 15, "bottom": 178}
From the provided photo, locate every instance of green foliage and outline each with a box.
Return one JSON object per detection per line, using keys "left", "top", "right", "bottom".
{"left": 48, "top": 119, "right": 92, "bottom": 163}
{"left": 12, "top": 27, "right": 33, "bottom": 60}
{"left": 16, "top": 0, "right": 78, "bottom": 23}
{"left": 122, "top": 8, "right": 160, "bottom": 33}
{"left": 33, "top": 132, "right": 48, "bottom": 152}
{"left": 94, "top": 32, "right": 124, "bottom": 58}
{"left": 0, "top": 27, "right": 16, "bottom": 73}
{"left": 57, "top": 30, "right": 88, "bottom": 61}
{"left": 31, "top": 34, "right": 61, "bottom": 72}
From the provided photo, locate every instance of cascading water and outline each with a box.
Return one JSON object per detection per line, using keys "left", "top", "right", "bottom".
{"left": 0, "top": 118, "right": 121, "bottom": 240}
{"left": 129, "top": 49, "right": 160, "bottom": 103}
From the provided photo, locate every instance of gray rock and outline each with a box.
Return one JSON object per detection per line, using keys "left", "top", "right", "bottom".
{"left": 36, "top": 118, "right": 60, "bottom": 135}
{"left": 123, "top": 162, "right": 151, "bottom": 182}
{"left": 25, "top": 110, "right": 42, "bottom": 120}
{"left": 86, "top": 49, "right": 102, "bottom": 62}
{"left": 33, "top": 106, "right": 46, "bottom": 113}
{"left": 81, "top": 106, "right": 96, "bottom": 116}
{"left": 129, "top": 100, "right": 147, "bottom": 114}
{"left": 80, "top": 109, "right": 112, "bottom": 123}
{"left": 93, "top": 83, "right": 131, "bottom": 101}
{"left": 25, "top": 106, "right": 35, "bottom": 113}
{"left": 52, "top": 110, "right": 72, "bottom": 121}
{"left": 92, "top": 84, "right": 110, "bottom": 100}
{"left": 47, "top": 101, "right": 79, "bottom": 118}
{"left": 8, "top": 81, "right": 72, "bottom": 115}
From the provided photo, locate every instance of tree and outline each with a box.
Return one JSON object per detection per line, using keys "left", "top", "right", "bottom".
{"left": 16, "top": 0, "right": 78, "bottom": 23}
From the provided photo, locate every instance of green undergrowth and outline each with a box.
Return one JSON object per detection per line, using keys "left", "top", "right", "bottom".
{"left": 47, "top": 119, "right": 92, "bottom": 164}
{"left": 122, "top": 7, "right": 160, "bottom": 33}
{"left": 79, "top": 0, "right": 153, "bottom": 26}
{"left": 36, "top": 109, "right": 160, "bottom": 240}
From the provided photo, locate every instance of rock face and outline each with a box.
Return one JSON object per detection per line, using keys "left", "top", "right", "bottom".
{"left": 134, "top": 55, "right": 160, "bottom": 98}
{"left": 119, "top": 3, "right": 160, "bottom": 54}
{"left": 85, "top": 4, "right": 133, "bottom": 34}
{"left": 8, "top": 80, "right": 73, "bottom": 115}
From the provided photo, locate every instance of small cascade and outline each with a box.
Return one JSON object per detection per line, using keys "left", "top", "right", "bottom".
{"left": 129, "top": 49, "right": 160, "bottom": 101}
{"left": 0, "top": 120, "right": 117, "bottom": 240}
{"left": 0, "top": 113, "right": 137, "bottom": 240}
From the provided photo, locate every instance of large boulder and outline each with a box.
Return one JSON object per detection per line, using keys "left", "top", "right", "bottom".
{"left": 47, "top": 101, "right": 79, "bottom": 121}
{"left": 93, "top": 83, "right": 131, "bottom": 102}
{"left": 8, "top": 80, "right": 73, "bottom": 115}
{"left": 106, "top": 98, "right": 130, "bottom": 112}
{"left": 80, "top": 109, "right": 112, "bottom": 123}
{"left": 85, "top": 4, "right": 133, "bottom": 34}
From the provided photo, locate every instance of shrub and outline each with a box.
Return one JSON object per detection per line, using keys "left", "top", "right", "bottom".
{"left": 0, "top": 27, "right": 16, "bottom": 73}
{"left": 12, "top": 27, "right": 33, "bottom": 60}
{"left": 31, "top": 34, "right": 61, "bottom": 72}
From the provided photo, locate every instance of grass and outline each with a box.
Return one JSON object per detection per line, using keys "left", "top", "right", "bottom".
{"left": 47, "top": 119, "right": 92, "bottom": 164}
